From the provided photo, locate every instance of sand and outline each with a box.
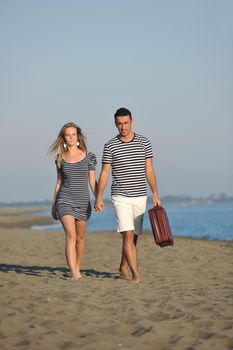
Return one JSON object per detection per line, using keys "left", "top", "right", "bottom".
{"left": 0, "top": 206, "right": 233, "bottom": 350}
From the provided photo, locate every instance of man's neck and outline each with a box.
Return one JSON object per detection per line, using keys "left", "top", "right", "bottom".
{"left": 118, "top": 132, "right": 134, "bottom": 142}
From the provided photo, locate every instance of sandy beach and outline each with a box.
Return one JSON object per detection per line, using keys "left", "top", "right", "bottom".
{"left": 0, "top": 206, "right": 233, "bottom": 350}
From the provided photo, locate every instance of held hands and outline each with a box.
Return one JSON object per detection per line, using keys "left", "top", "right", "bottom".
{"left": 94, "top": 197, "right": 105, "bottom": 212}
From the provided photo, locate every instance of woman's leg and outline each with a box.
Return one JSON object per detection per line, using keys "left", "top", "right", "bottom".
{"left": 74, "top": 220, "right": 87, "bottom": 278}
{"left": 60, "top": 215, "right": 79, "bottom": 279}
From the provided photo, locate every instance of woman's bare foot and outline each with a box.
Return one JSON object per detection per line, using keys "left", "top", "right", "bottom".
{"left": 71, "top": 272, "right": 82, "bottom": 280}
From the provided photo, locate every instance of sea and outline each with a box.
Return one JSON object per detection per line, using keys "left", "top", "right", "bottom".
{"left": 32, "top": 201, "right": 233, "bottom": 241}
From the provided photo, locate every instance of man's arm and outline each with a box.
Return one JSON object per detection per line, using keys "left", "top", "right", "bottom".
{"left": 145, "top": 157, "right": 161, "bottom": 206}
{"left": 94, "top": 163, "right": 111, "bottom": 211}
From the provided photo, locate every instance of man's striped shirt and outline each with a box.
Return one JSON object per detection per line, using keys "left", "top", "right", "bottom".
{"left": 102, "top": 133, "right": 153, "bottom": 197}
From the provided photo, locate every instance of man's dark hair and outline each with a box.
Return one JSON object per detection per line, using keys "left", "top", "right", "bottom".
{"left": 114, "top": 107, "right": 132, "bottom": 119}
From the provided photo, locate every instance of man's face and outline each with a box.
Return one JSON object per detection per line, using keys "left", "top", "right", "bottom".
{"left": 115, "top": 115, "right": 132, "bottom": 137}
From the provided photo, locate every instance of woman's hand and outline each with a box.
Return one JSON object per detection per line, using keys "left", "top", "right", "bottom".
{"left": 51, "top": 202, "right": 58, "bottom": 220}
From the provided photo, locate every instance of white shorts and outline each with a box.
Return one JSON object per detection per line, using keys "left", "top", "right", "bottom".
{"left": 111, "top": 195, "right": 147, "bottom": 236}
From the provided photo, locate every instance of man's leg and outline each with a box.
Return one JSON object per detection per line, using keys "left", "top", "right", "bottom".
{"left": 119, "top": 234, "right": 138, "bottom": 279}
{"left": 122, "top": 230, "right": 140, "bottom": 283}
{"left": 111, "top": 195, "right": 140, "bottom": 281}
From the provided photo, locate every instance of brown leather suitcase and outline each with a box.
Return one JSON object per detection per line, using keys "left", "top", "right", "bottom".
{"left": 148, "top": 206, "right": 174, "bottom": 247}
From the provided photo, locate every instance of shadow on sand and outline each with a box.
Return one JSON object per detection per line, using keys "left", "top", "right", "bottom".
{"left": 0, "top": 263, "right": 121, "bottom": 279}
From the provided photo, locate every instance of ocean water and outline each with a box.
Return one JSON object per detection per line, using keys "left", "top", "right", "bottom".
{"left": 32, "top": 202, "right": 233, "bottom": 241}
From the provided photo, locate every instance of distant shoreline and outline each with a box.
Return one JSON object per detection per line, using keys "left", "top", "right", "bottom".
{"left": 0, "top": 205, "right": 54, "bottom": 229}
{"left": 1, "top": 195, "right": 233, "bottom": 208}
{"left": 0, "top": 204, "right": 232, "bottom": 243}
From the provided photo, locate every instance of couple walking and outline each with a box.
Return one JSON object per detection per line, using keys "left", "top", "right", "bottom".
{"left": 49, "top": 107, "right": 161, "bottom": 283}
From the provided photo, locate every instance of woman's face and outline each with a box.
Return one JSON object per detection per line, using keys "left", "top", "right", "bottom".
{"left": 63, "top": 126, "right": 78, "bottom": 147}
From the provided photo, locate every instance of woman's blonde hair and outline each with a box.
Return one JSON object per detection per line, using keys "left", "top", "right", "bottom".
{"left": 49, "top": 122, "right": 88, "bottom": 168}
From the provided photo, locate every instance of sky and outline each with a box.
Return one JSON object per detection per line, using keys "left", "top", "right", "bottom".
{"left": 1, "top": 0, "right": 233, "bottom": 202}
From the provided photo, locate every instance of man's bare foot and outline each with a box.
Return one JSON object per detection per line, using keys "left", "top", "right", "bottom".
{"left": 128, "top": 272, "right": 140, "bottom": 283}
{"left": 119, "top": 268, "right": 130, "bottom": 280}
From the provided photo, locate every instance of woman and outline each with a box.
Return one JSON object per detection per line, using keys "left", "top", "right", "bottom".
{"left": 49, "top": 122, "right": 97, "bottom": 280}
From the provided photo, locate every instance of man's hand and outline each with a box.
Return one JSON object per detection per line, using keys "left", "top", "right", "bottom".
{"left": 153, "top": 193, "right": 161, "bottom": 207}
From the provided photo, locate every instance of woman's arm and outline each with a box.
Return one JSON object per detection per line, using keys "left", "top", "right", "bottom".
{"left": 51, "top": 174, "right": 62, "bottom": 219}
{"left": 89, "top": 170, "right": 98, "bottom": 198}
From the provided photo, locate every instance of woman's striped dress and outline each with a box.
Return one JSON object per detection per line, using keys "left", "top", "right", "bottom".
{"left": 55, "top": 152, "right": 96, "bottom": 221}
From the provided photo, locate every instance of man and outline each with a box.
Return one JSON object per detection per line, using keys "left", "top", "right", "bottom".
{"left": 94, "top": 107, "right": 160, "bottom": 283}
